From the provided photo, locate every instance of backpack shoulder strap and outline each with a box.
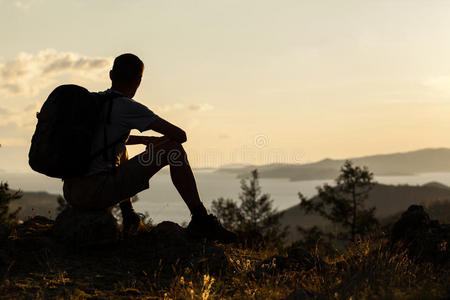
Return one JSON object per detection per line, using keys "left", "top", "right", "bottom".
{"left": 91, "top": 91, "right": 126, "bottom": 163}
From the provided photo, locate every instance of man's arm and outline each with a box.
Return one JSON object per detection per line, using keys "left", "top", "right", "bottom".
{"left": 126, "top": 135, "right": 170, "bottom": 146}
{"left": 146, "top": 118, "right": 187, "bottom": 143}
{"left": 126, "top": 136, "right": 157, "bottom": 145}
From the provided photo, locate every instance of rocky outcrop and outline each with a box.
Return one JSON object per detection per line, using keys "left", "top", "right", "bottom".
{"left": 52, "top": 207, "right": 120, "bottom": 248}
{"left": 4, "top": 213, "right": 229, "bottom": 280}
{"left": 125, "top": 221, "right": 229, "bottom": 274}
{"left": 390, "top": 205, "right": 450, "bottom": 265}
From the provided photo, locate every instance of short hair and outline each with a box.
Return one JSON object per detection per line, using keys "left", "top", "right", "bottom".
{"left": 111, "top": 53, "right": 144, "bottom": 83}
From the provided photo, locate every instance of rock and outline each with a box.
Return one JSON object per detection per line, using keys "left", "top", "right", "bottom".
{"left": 150, "top": 221, "right": 190, "bottom": 246}
{"left": 53, "top": 207, "right": 119, "bottom": 248}
{"left": 127, "top": 221, "right": 230, "bottom": 274}
{"left": 390, "top": 205, "right": 450, "bottom": 265}
{"left": 151, "top": 221, "right": 229, "bottom": 273}
{"left": 391, "top": 205, "right": 431, "bottom": 242}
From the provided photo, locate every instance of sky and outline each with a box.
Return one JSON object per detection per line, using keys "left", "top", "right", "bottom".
{"left": 1, "top": 0, "right": 450, "bottom": 171}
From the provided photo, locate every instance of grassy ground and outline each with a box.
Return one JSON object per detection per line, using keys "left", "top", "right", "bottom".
{"left": 1, "top": 235, "right": 449, "bottom": 300}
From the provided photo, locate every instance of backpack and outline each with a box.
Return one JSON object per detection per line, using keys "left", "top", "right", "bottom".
{"left": 28, "top": 84, "right": 123, "bottom": 179}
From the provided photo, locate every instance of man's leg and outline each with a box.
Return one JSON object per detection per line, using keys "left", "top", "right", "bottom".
{"left": 142, "top": 140, "right": 207, "bottom": 218}
{"left": 119, "top": 198, "right": 133, "bottom": 214}
{"left": 140, "top": 140, "right": 236, "bottom": 243}
{"left": 118, "top": 149, "right": 143, "bottom": 233}
{"left": 120, "top": 198, "right": 143, "bottom": 234}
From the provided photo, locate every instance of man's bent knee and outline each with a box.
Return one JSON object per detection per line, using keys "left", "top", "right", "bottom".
{"left": 140, "top": 140, "right": 187, "bottom": 168}
{"left": 163, "top": 140, "right": 184, "bottom": 151}
{"left": 163, "top": 141, "right": 187, "bottom": 167}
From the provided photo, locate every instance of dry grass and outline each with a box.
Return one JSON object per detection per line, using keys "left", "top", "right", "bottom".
{"left": 1, "top": 238, "right": 449, "bottom": 299}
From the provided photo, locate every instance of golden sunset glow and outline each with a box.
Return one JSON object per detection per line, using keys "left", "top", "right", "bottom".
{"left": 2, "top": 0, "right": 450, "bottom": 170}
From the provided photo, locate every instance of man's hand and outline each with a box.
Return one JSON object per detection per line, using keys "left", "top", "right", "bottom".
{"left": 126, "top": 135, "right": 171, "bottom": 147}
{"left": 142, "top": 136, "right": 171, "bottom": 147}
{"left": 141, "top": 136, "right": 164, "bottom": 145}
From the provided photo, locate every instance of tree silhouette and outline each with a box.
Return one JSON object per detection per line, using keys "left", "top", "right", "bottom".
{"left": 0, "top": 182, "right": 22, "bottom": 226}
{"left": 212, "top": 169, "right": 288, "bottom": 247}
{"left": 298, "top": 160, "right": 379, "bottom": 242}
{"left": 210, "top": 197, "right": 240, "bottom": 230}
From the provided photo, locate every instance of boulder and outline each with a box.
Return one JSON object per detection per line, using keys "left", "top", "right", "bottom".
{"left": 125, "top": 221, "right": 229, "bottom": 274}
{"left": 151, "top": 221, "right": 228, "bottom": 273}
{"left": 390, "top": 205, "right": 450, "bottom": 265}
{"left": 150, "top": 221, "right": 190, "bottom": 246}
{"left": 53, "top": 207, "right": 119, "bottom": 248}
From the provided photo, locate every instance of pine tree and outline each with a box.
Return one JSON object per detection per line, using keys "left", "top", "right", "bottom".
{"left": 212, "top": 169, "right": 288, "bottom": 246}
{"left": 298, "top": 160, "right": 379, "bottom": 242}
{"left": 0, "top": 182, "right": 22, "bottom": 226}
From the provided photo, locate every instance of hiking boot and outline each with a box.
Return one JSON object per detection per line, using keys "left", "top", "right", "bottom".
{"left": 187, "top": 214, "right": 237, "bottom": 244}
{"left": 122, "top": 211, "right": 144, "bottom": 236}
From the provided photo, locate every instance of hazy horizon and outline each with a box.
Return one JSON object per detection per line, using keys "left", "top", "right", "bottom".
{"left": 2, "top": 0, "right": 450, "bottom": 171}
{"left": 2, "top": 146, "right": 449, "bottom": 173}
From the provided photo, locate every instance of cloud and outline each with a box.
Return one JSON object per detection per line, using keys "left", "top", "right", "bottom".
{"left": 0, "top": 120, "right": 30, "bottom": 147}
{"left": 156, "top": 103, "right": 185, "bottom": 112}
{"left": 187, "top": 103, "right": 214, "bottom": 112}
{"left": 14, "top": 1, "right": 30, "bottom": 9}
{"left": 0, "top": 49, "right": 112, "bottom": 97}
{"left": 155, "top": 102, "right": 214, "bottom": 113}
{"left": 0, "top": 121, "right": 20, "bottom": 131}
{"left": 0, "top": 83, "right": 22, "bottom": 94}
{"left": 23, "top": 102, "right": 39, "bottom": 112}
{"left": 0, "top": 107, "right": 10, "bottom": 115}
{"left": 42, "top": 55, "right": 109, "bottom": 75}
{"left": 0, "top": 101, "right": 42, "bottom": 147}
{"left": 13, "top": 0, "right": 41, "bottom": 10}
{"left": 0, "top": 105, "right": 39, "bottom": 147}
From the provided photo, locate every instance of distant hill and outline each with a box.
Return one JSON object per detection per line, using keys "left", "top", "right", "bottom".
{"left": 422, "top": 181, "right": 450, "bottom": 190}
{"left": 280, "top": 181, "right": 450, "bottom": 242}
{"left": 9, "top": 190, "right": 60, "bottom": 220}
{"left": 217, "top": 148, "right": 450, "bottom": 181}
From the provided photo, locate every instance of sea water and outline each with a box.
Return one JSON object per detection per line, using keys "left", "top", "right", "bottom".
{"left": 2, "top": 170, "right": 450, "bottom": 224}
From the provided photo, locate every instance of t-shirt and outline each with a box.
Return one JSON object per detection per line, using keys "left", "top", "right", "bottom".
{"left": 87, "top": 89, "right": 159, "bottom": 175}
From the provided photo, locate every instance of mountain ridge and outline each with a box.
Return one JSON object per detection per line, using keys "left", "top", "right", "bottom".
{"left": 217, "top": 148, "right": 450, "bottom": 181}
{"left": 279, "top": 181, "right": 450, "bottom": 241}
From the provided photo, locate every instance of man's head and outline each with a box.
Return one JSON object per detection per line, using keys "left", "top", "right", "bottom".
{"left": 110, "top": 53, "right": 144, "bottom": 98}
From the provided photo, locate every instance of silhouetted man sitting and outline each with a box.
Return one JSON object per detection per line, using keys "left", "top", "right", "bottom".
{"left": 63, "top": 53, "right": 236, "bottom": 243}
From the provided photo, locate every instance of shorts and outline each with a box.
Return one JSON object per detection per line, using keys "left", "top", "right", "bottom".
{"left": 63, "top": 152, "right": 151, "bottom": 209}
